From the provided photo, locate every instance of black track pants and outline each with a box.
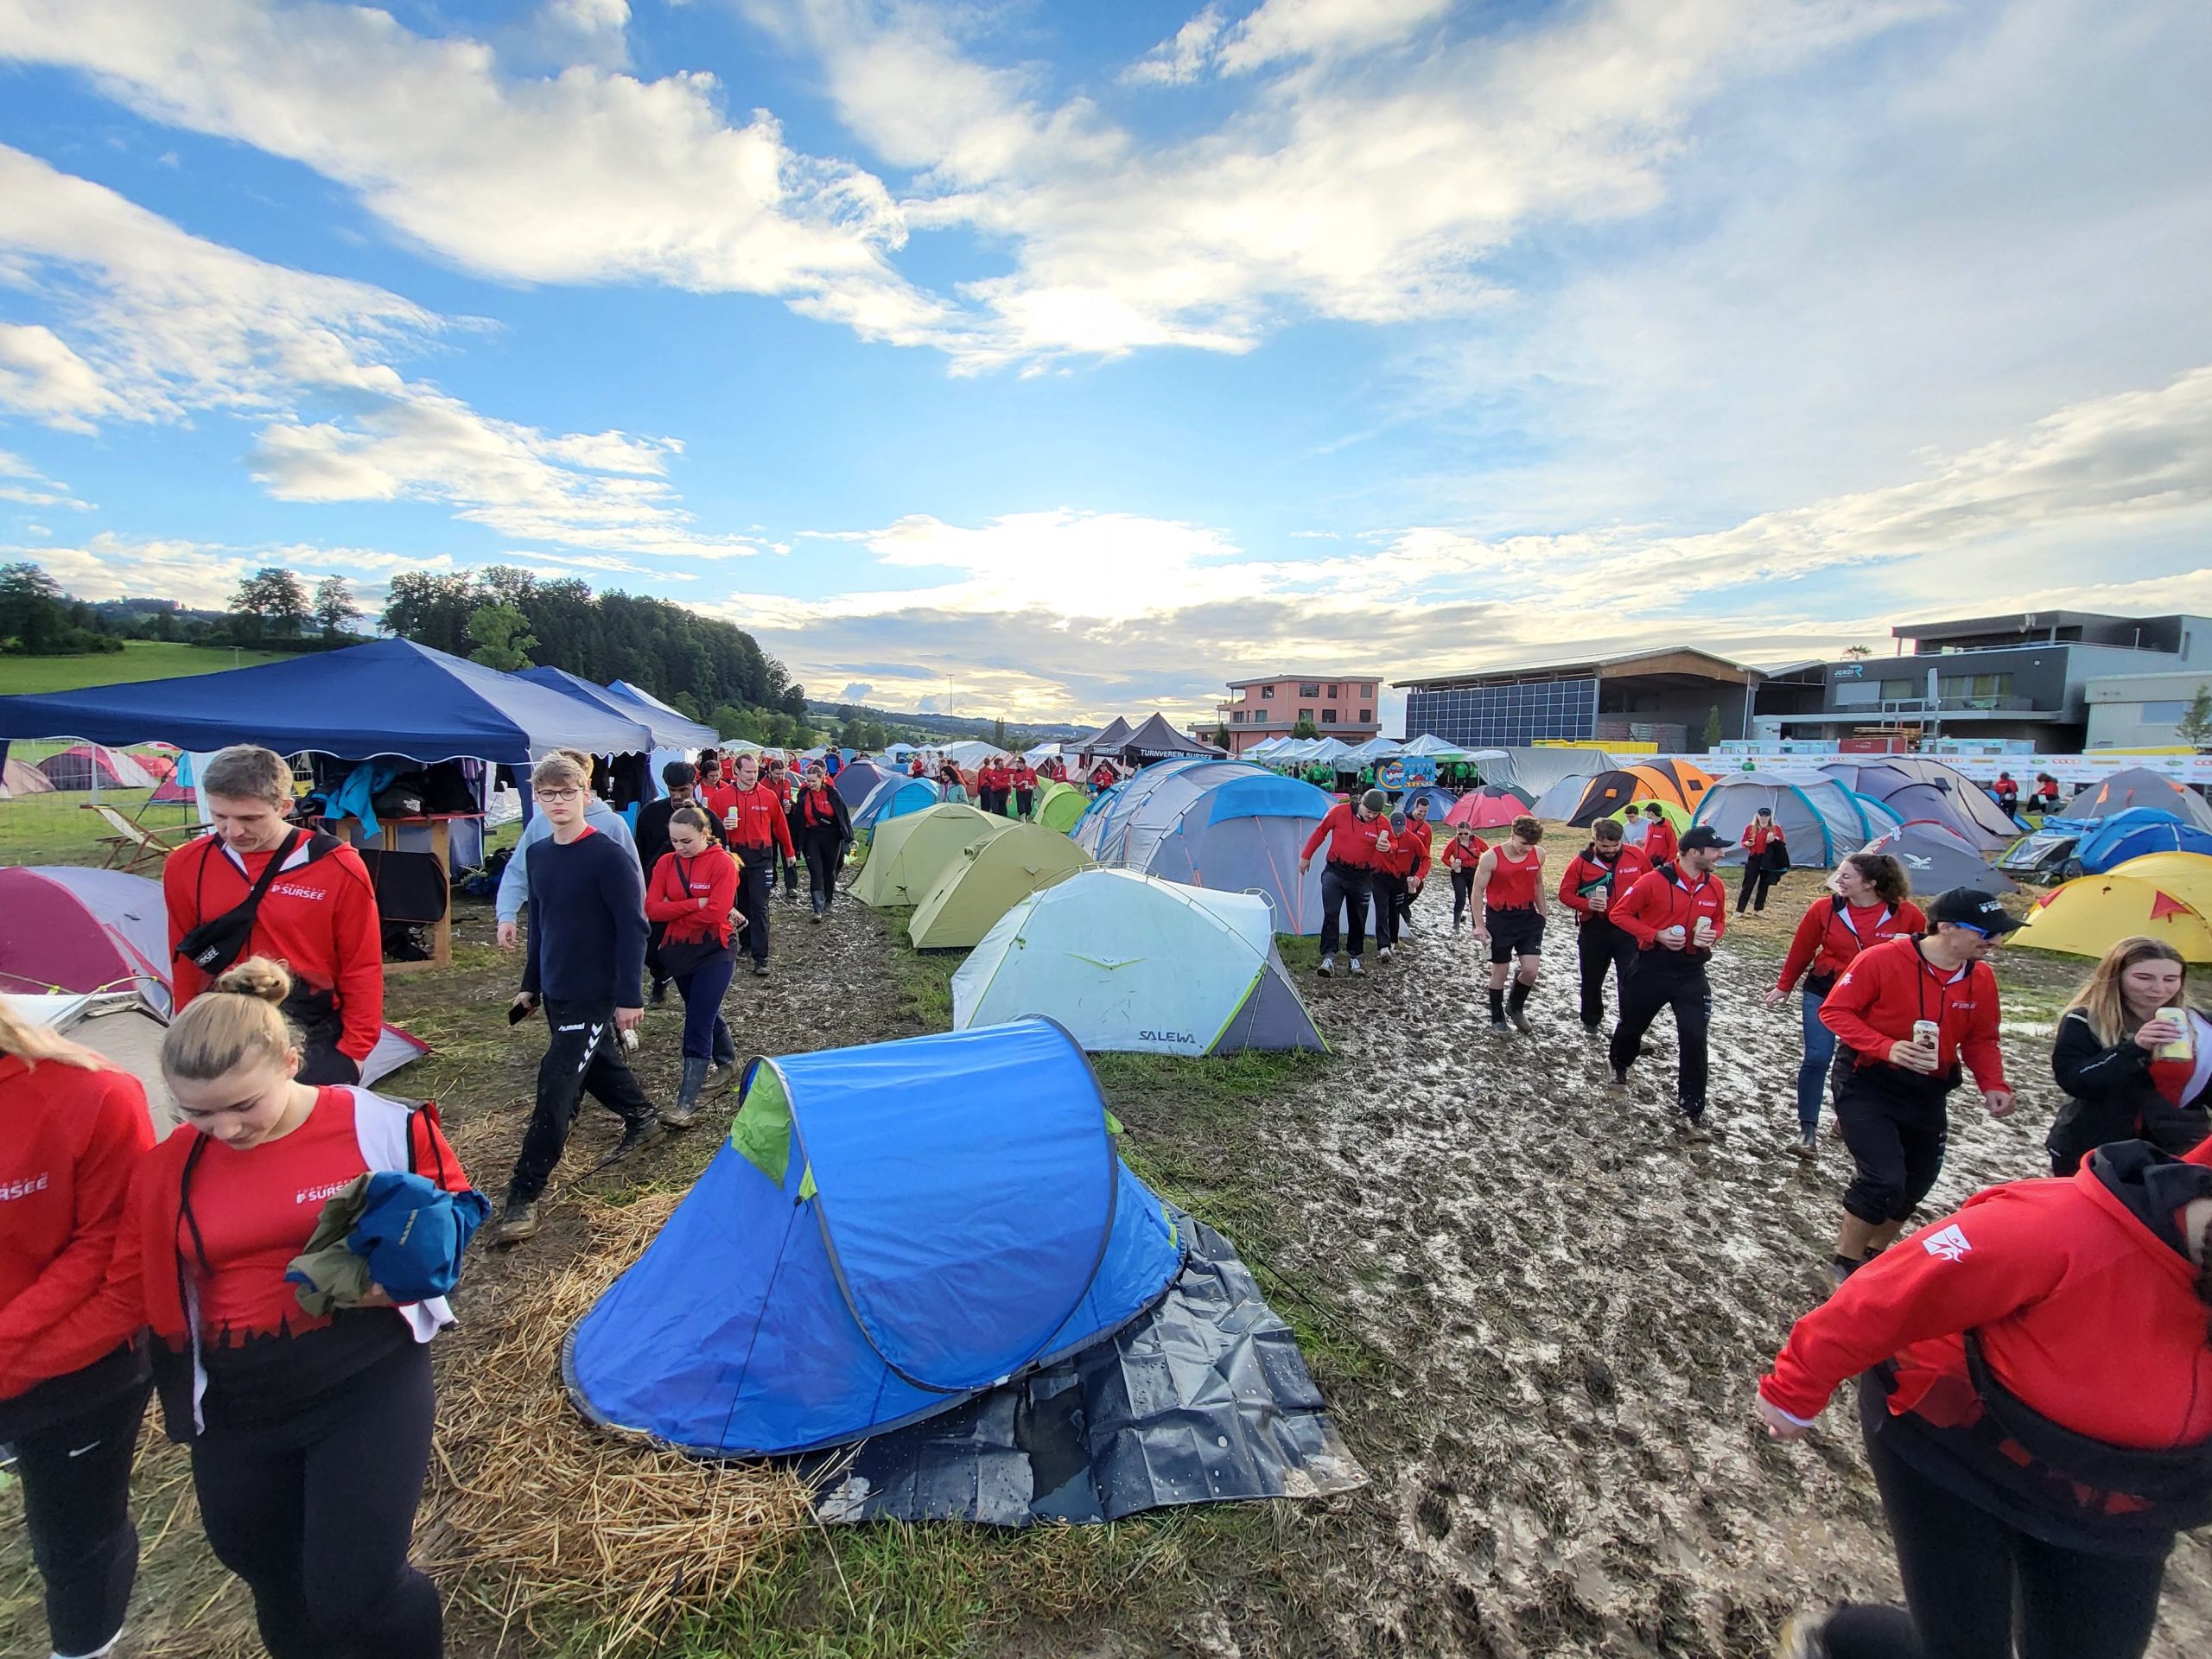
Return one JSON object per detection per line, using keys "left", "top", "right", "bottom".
{"left": 1834, "top": 1060, "right": 1951, "bottom": 1224}
{"left": 1574, "top": 917, "right": 1637, "bottom": 1028}
{"left": 1813, "top": 1384, "right": 2171, "bottom": 1659}
{"left": 508, "top": 996, "right": 655, "bottom": 1204}
{"left": 1606, "top": 951, "right": 1711, "bottom": 1116}
{"left": 192, "top": 1342, "right": 442, "bottom": 1659}
{"left": 800, "top": 831, "right": 841, "bottom": 913}
{"left": 14, "top": 1367, "right": 150, "bottom": 1658}
{"left": 1451, "top": 868, "right": 1476, "bottom": 926}
{"left": 730, "top": 852, "right": 773, "bottom": 962}
{"left": 1319, "top": 863, "right": 1370, "bottom": 959}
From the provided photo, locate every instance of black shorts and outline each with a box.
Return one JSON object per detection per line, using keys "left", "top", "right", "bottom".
{"left": 1487, "top": 908, "right": 1545, "bottom": 963}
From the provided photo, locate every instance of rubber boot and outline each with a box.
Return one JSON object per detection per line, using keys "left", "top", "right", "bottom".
{"left": 663, "top": 1057, "right": 709, "bottom": 1128}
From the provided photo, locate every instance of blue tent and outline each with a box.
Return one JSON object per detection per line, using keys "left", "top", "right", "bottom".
{"left": 1394, "top": 784, "right": 1458, "bottom": 819}
{"left": 0, "top": 639, "right": 652, "bottom": 766}
{"left": 514, "top": 665, "right": 716, "bottom": 750}
{"left": 852, "top": 775, "right": 942, "bottom": 830}
{"left": 563, "top": 1019, "right": 1185, "bottom": 1456}
{"left": 2075, "top": 808, "right": 2212, "bottom": 873}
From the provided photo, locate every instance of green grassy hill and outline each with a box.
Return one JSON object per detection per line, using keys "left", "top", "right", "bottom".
{"left": 0, "top": 640, "right": 289, "bottom": 694}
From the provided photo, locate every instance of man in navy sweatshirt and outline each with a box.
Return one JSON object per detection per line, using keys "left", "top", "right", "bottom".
{"left": 494, "top": 753, "right": 669, "bottom": 1244}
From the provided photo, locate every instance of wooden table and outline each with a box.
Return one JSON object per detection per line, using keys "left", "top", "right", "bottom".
{"left": 327, "top": 812, "right": 481, "bottom": 974}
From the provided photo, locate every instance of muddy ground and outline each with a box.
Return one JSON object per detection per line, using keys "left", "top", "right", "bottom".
{"left": 5, "top": 859, "right": 2211, "bottom": 1657}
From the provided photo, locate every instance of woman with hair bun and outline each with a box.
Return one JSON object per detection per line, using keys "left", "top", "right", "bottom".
{"left": 0, "top": 1001, "right": 156, "bottom": 1659}
{"left": 1764, "top": 852, "right": 1925, "bottom": 1160}
{"left": 91, "top": 957, "right": 481, "bottom": 1659}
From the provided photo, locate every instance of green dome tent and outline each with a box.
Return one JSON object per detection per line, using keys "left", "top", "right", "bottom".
{"left": 851, "top": 803, "right": 999, "bottom": 906}
{"left": 1033, "top": 779, "right": 1089, "bottom": 834}
{"left": 909, "top": 825, "right": 1095, "bottom": 949}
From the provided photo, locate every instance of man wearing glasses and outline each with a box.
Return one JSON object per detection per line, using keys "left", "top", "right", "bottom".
{"left": 494, "top": 749, "right": 637, "bottom": 957}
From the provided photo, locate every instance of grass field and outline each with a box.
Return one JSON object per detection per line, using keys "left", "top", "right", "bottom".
{"left": 0, "top": 639, "right": 287, "bottom": 694}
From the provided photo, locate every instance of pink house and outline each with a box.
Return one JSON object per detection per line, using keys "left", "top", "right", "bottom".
{"left": 1215, "top": 674, "right": 1382, "bottom": 756}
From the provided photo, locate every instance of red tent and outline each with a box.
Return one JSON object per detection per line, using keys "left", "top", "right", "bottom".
{"left": 37, "top": 743, "right": 156, "bottom": 791}
{"left": 1, "top": 757, "right": 54, "bottom": 798}
{"left": 1445, "top": 785, "right": 1533, "bottom": 830}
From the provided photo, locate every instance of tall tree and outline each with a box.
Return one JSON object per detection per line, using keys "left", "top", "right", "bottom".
{"left": 232, "top": 566, "right": 311, "bottom": 639}
{"left": 466, "top": 602, "right": 538, "bottom": 672}
{"left": 312, "top": 575, "right": 361, "bottom": 640}
{"left": 1703, "top": 703, "right": 1725, "bottom": 747}
{"left": 0, "top": 562, "right": 68, "bottom": 652}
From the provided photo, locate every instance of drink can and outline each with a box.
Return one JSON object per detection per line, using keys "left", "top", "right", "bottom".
{"left": 2157, "top": 1007, "right": 2192, "bottom": 1060}
{"left": 1692, "top": 914, "right": 1713, "bottom": 945}
{"left": 1911, "top": 1019, "right": 1940, "bottom": 1052}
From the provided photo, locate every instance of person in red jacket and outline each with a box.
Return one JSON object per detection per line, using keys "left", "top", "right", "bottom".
{"left": 164, "top": 743, "right": 384, "bottom": 1086}
{"left": 645, "top": 804, "right": 743, "bottom": 1125}
{"left": 0, "top": 1002, "right": 157, "bottom": 1659}
{"left": 907, "top": 753, "right": 926, "bottom": 779}
{"left": 1300, "top": 788, "right": 1390, "bottom": 976}
{"left": 1441, "top": 823, "right": 1489, "bottom": 933}
{"left": 1736, "top": 804, "right": 1788, "bottom": 914}
{"left": 1471, "top": 817, "right": 1549, "bottom": 1031}
{"left": 1756, "top": 1138, "right": 2212, "bottom": 1659}
{"left": 1557, "top": 818, "right": 1651, "bottom": 1033}
{"left": 1763, "top": 853, "right": 1924, "bottom": 1161}
{"left": 1371, "top": 794, "right": 1433, "bottom": 961}
{"left": 1087, "top": 758, "right": 1120, "bottom": 794}
{"left": 1821, "top": 887, "right": 2020, "bottom": 1280}
{"left": 1641, "top": 802, "right": 1678, "bottom": 866}
{"left": 1608, "top": 824, "right": 1729, "bottom": 1139}
{"left": 791, "top": 761, "right": 853, "bottom": 919}
{"left": 714, "top": 752, "right": 796, "bottom": 976}
{"left": 1010, "top": 757, "right": 1039, "bottom": 819}
{"left": 94, "top": 957, "right": 480, "bottom": 1659}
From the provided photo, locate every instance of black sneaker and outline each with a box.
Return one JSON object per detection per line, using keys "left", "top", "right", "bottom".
{"left": 595, "top": 1117, "right": 667, "bottom": 1171}
{"left": 753, "top": 960, "right": 770, "bottom": 978}
{"left": 1606, "top": 1070, "right": 1630, "bottom": 1089}
{"left": 647, "top": 980, "right": 670, "bottom": 1007}
{"left": 492, "top": 1199, "right": 540, "bottom": 1245}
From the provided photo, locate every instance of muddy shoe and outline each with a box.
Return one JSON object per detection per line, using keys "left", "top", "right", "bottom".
{"left": 491, "top": 1199, "right": 540, "bottom": 1246}
{"left": 1681, "top": 1117, "right": 1713, "bottom": 1145}
{"left": 595, "top": 1116, "right": 667, "bottom": 1171}
{"left": 1607, "top": 1068, "right": 1630, "bottom": 1089}
{"left": 752, "top": 960, "right": 770, "bottom": 978}
{"left": 661, "top": 1058, "right": 709, "bottom": 1129}
{"left": 1317, "top": 955, "right": 1333, "bottom": 977}
{"left": 1791, "top": 1131, "right": 1817, "bottom": 1160}
{"left": 1491, "top": 1014, "right": 1510, "bottom": 1033}
{"left": 1377, "top": 944, "right": 1393, "bottom": 962}
{"left": 1509, "top": 1007, "right": 1533, "bottom": 1035}
{"left": 647, "top": 979, "right": 670, "bottom": 1007}
{"left": 1348, "top": 957, "right": 1364, "bottom": 976}
{"left": 1777, "top": 1612, "right": 1828, "bottom": 1658}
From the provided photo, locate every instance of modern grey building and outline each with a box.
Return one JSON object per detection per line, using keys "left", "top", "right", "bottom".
{"left": 1395, "top": 647, "right": 1764, "bottom": 753}
{"left": 2085, "top": 671, "right": 2212, "bottom": 750}
{"left": 1773, "top": 612, "right": 2212, "bottom": 751}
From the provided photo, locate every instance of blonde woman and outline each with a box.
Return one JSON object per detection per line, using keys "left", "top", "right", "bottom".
{"left": 2050, "top": 937, "right": 2212, "bottom": 1174}
{"left": 0, "top": 1001, "right": 156, "bottom": 1659}
{"left": 92, "top": 958, "right": 480, "bottom": 1659}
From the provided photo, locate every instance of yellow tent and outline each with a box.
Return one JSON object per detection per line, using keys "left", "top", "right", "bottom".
{"left": 2108, "top": 852, "right": 2212, "bottom": 921}
{"left": 851, "top": 804, "right": 1001, "bottom": 907}
{"left": 2014, "top": 873, "right": 2212, "bottom": 964}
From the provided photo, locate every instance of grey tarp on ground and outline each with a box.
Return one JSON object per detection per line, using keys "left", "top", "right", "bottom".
{"left": 806, "top": 1212, "right": 1365, "bottom": 1526}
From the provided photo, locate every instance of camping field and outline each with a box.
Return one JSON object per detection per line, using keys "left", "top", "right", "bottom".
{"left": 2, "top": 846, "right": 2209, "bottom": 1657}
{"left": 0, "top": 640, "right": 288, "bottom": 694}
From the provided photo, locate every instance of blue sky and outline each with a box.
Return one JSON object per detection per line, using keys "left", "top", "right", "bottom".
{"left": 2, "top": 0, "right": 2209, "bottom": 729}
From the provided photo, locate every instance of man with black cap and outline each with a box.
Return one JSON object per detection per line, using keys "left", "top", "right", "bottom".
{"left": 1608, "top": 823, "right": 1730, "bottom": 1140}
{"left": 1817, "top": 887, "right": 2018, "bottom": 1279}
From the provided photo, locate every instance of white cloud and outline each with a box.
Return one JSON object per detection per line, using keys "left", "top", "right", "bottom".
{"left": 1130, "top": 0, "right": 1457, "bottom": 84}
{"left": 0, "top": 146, "right": 753, "bottom": 562}
{"left": 0, "top": 321, "right": 126, "bottom": 431}
{"left": 0, "top": 0, "right": 955, "bottom": 345}
{"left": 1122, "top": 5, "right": 1226, "bottom": 86}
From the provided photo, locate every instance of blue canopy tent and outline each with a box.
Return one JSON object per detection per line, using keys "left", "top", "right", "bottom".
{"left": 509, "top": 668, "right": 719, "bottom": 751}
{"left": 563, "top": 1019, "right": 1185, "bottom": 1456}
{"left": 0, "top": 638, "right": 652, "bottom": 766}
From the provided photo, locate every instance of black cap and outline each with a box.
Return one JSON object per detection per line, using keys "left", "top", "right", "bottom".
{"left": 1926, "top": 887, "right": 2023, "bottom": 935}
{"left": 1679, "top": 825, "right": 1726, "bottom": 851}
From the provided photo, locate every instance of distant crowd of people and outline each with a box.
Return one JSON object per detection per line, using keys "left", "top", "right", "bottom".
{"left": 5, "top": 741, "right": 2211, "bottom": 1659}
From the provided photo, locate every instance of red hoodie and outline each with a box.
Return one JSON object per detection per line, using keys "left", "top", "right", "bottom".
{"left": 1776, "top": 895, "right": 1929, "bottom": 995}
{"left": 645, "top": 847, "right": 741, "bottom": 946}
{"left": 1385, "top": 817, "right": 1433, "bottom": 880}
{"left": 1740, "top": 820, "right": 1783, "bottom": 856}
{"left": 1301, "top": 803, "right": 1388, "bottom": 870}
{"left": 1611, "top": 863, "right": 1727, "bottom": 955}
{"left": 1643, "top": 818, "right": 1679, "bottom": 864}
{"left": 0, "top": 1055, "right": 155, "bottom": 1401}
{"left": 1821, "top": 934, "right": 2006, "bottom": 1091}
{"left": 164, "top": 833, "right": 384, "bottom": 1064}
{"left": 1556, "top": 842, "right": 1652, "bottom": 920}
{"left": 1760, "top": 1145, "right": 2212, "bottom": 1458}
{"left": 1441, "top": 834, "right": 1489, "bottom": 872}
{"left": 717, "top": 781, "right": 796, "bottom": 858}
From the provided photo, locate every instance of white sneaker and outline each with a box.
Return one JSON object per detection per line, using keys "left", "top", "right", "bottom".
{"left": 1377, "top": 944, "right": 1393, "bottom": 961}
{"left": 1349, "top": 957, "right": 1365, "bottom": 976}
{"left": 1318, "top": 956, "right": 1334, "bottom": 976}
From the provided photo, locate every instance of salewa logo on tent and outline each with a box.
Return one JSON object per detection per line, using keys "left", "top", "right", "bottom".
{"left": 1139, "top": 1030, "right": 1197, "bottom": 1046}
{"left": 1922, "top": 1224, "right": 1972, "bottom": 1262}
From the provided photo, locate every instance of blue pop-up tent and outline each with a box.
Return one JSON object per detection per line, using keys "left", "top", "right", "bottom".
{"left": 515, "top": 665, "right": 717, "bottom": 750}
{"left": 0, "top": 638, "right": 652, "bottom": 766}
{"left": 563, "top": 1019, "right": 1185, "bottom": 1456}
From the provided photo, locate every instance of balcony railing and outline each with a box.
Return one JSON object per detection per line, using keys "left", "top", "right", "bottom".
{"left": 1828, "top": 695, "right": 2046, "bottom": 716}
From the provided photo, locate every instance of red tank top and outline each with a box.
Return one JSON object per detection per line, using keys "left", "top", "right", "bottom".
{"left": 1487, "top": 844, "right": 1540, "bottom": 909}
